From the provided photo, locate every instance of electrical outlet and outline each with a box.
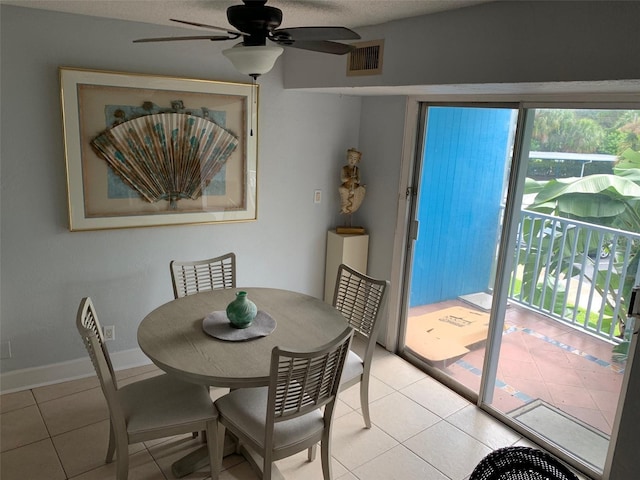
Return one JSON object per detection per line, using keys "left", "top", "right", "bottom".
{"left": 103, "top": 325, "right": 115, "bottom": 341}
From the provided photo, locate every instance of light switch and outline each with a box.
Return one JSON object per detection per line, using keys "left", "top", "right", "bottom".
{"left": 314, "top": 190, "right": 322, "bottom": 204}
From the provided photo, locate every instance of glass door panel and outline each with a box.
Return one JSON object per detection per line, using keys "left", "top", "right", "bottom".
{"left": 401, "top": 105, "right": 639, "bottom": 476}
{"left": 403, "top": 105, "right": 518, "bottom": 394}
{"left": 486, "top": 108, "right": 639, "bottom": 474}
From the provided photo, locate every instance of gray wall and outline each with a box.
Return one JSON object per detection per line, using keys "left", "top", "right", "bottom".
{"left": 285, "top": 1, "right": 640, "bottom": 89}
{"left": 0, "top": 5, "right": 362, "bottom": 374}
{"left": 355, "top": 96, "right": 407, "bottom": 340}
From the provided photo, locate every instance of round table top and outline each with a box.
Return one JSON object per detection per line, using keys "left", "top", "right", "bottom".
{"left": 137, "top": 288, "right": 349, "bottom": 388}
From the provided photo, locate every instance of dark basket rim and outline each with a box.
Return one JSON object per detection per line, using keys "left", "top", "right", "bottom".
{"left": 469, "top": 446, "right": 579, "bottom": 480}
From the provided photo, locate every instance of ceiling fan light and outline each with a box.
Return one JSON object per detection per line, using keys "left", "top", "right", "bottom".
{"left": 222, "top": 44, "right": 284, "bottom": 77}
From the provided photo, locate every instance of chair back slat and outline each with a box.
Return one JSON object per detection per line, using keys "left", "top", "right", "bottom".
{"left": 76, "top": 297, "right": 126, "bottom": 430}
{"left": 333, "top": 264, "right": 388, "bottom": 339}
{"left": 76, "top": 297, "right": 116, "bottom": 386}
{"left": 170, "top": 252, "right": 236, "bottom": 298}
{"left": 268, "top": 327, "right": 353, "bottom": 423}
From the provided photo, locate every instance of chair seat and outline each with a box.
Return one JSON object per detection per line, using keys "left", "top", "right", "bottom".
{"left": 340, "top": 350, "right": 364, "bottom": 385}
{"left": 118, "top": 373, "right": 216, "bottom": 436}
{"left": 215, "top": 386, "right": 324, "bottom": 451}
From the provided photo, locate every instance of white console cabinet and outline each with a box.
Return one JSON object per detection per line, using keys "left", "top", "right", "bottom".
{"left": 324, "top": 230, "right": 369, "bottom": 303}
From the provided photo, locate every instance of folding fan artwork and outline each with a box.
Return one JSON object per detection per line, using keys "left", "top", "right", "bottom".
{"left": 91, "top": 112, "right": 239, "bottom": 209}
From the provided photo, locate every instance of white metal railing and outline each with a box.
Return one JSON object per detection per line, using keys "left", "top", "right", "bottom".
{"left": 509, "top": 210, "right": 640, "bottom": 343}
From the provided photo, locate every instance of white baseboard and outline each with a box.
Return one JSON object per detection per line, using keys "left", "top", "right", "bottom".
{"left": 0, "top": 348, "right": 152, "bottom": 394}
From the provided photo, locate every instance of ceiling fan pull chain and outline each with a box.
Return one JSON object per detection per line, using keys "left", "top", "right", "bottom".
{"left": 250, "top": 75, "right": 257, "bottom": 137}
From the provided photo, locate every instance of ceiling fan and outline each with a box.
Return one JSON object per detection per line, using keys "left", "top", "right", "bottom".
{"left": 134, "top": 0, "right": 361, "bottom": 78}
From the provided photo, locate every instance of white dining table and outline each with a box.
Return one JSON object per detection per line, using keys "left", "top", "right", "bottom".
{"left": 137, "top": 287, "right": 349, "bottom": 478}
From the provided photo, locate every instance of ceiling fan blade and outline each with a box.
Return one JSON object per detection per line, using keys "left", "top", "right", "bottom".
{"left": 284, "top": 40, "right": 356, "bottom": 55}
{"left": 274, "top": 26, "right": 360, "bottom": 42}
{"left": 170, "top": 18, "right": 247, "bottom": 36}
{"left": 133, "top": 35, "right": 232, "bottom": 43}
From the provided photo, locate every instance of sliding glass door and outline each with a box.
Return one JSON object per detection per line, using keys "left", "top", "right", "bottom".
{"left": 402, "top": 104, "right": 518, "bottom": 394}
{"left": 400, "top": 104, "right": 639, "bottom": 476}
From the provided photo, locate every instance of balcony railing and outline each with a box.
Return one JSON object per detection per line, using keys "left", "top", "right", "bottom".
{"left": 509, "top": 210, "right": 640, "bottom": 343}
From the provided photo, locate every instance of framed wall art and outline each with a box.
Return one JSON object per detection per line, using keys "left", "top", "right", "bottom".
{"left": 60, "top": 67, "right": 257, "bottom": 231}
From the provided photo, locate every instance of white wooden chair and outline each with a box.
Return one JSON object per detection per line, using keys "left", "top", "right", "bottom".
{"left": 333, "top": 263, "right": 389, "bottom": 428}
{"left": 211, "top": 327, "right": 354, "bottom": 480}
{"left": 170, "top": 252, "right": 236, "bottom": 299}
{"left": 76, "top": 297, "right": 217, "bottom": 480}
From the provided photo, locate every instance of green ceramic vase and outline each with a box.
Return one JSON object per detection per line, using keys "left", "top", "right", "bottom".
{"left": 226, "top": 291, "right": 257, "bottom": 329}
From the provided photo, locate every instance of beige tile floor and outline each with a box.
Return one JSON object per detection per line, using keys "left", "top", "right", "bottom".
{"left": 0, "top": 341, "right": 589, "bottom": 480}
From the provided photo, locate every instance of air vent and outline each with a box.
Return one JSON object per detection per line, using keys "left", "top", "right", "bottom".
{"left": 347, "top": 39, "right": 384, "bottom": 76}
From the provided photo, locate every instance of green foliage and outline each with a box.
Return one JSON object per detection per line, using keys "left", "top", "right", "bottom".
{"left": 517, "top": 110, "right": 640, "bottom": 361}
{"left": 517, "top": 148, "right": 640, "bottom": 356}
{"left": 603, "top": 130, "right": 627, "bottom": 155}
{"left": 529, "top": 174, "right": 640, "bottom": 227}
{"left": 612, "top": 341, "right": 630, "bottom": 363}
{"left": 532, "top": 110, "right": 604, "bottom": 153}
{"left": 614, "top": 148, "right": 640, "bottom": 174}
{"left": 531, "top": 109, "right": 640, "bottom": 155}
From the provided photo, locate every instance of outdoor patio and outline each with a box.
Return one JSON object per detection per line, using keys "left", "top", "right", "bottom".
{"left": 406, "top": 300, "right": 626, "bottom": 437}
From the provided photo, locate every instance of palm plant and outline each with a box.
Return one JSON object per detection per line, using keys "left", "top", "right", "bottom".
{"left": 516, "top": 149, "right": 640, "bottom": 359}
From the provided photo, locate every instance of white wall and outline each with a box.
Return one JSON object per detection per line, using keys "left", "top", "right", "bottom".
{"left": 0, "top": 5, "right": 362, "bottom": 383}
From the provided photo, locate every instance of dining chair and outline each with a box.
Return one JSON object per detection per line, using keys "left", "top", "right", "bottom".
{"left": 211, "top": 326, "right": 354, "bottom": 480}
{"left": 170, "top": 252, "right": 236, "bottom": 299}
{"left": 76, "top": 297, "right": 217, "bottom": 480}
{"left": 470, "top": 446, "right": 579, "bottom": 480}
{"left": 333, "top": 263, "right": 389, "bottom": 428}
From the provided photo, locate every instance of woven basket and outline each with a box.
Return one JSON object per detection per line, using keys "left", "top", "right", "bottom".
{"left": 470, "top": 446, "right": 579, "bottom": 480}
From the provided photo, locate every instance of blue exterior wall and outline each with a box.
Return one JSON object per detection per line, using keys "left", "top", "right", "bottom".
{"left": 410, "top": 107, "right": 514, "bottom": 306}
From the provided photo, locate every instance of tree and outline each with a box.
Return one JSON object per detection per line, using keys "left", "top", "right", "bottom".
{"left": 531, "top": 109, "right": 640, "bottom": 155}
{"left": 531, "top": 110, "right": 604, "bottom": 153}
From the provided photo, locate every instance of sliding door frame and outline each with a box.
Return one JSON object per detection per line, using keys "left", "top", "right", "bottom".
{"left": 477, "top": 106, "right": 532, "bottom": 405}
{"left": 393, "top": 100, "right": 521, "bottom": 401}
{"left": 391, "top": 98, "right": 640, "bottom": 480}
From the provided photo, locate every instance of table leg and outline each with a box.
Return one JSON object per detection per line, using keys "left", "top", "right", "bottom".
{"left": 171, "top": 434, "right": 285, "bottom": 479}
{"left": 171, "top": 433, "right": 236, "bottom": 478}
{"left": 239, "top": 443, "right": 285, "bottom": 480}
{"left": 171, "top": 445, "right": 210, "bottom": 478}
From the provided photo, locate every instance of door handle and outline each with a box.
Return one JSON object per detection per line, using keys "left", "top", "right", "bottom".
{"left": 410, "top": 220, "right": 419, "bottom": 241}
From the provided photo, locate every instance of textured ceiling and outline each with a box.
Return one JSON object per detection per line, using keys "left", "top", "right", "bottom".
{"left": 1, "top": 0, "right": 492, "bottom": 29}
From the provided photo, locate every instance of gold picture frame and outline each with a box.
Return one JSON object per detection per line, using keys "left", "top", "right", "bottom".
{"left": 60, "top": 67, "right": 257, "bottom": 231}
